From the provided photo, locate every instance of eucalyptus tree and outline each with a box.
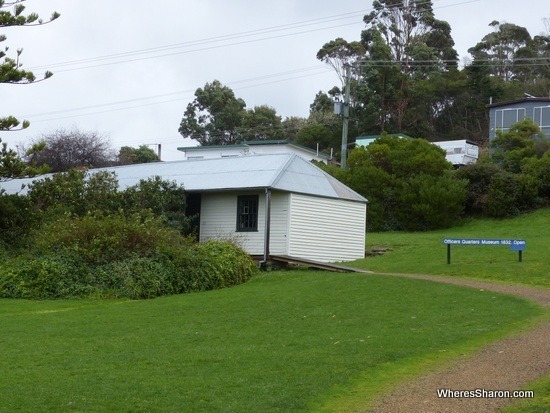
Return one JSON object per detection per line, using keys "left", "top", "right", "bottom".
{"left": 468, "top": 21, "right": 549, "bottom": 96}
{"left": 468, "top": 21, "right": 533, "bottom": 82}
{"left": 178, "top": 80, "right": 246, "bottom": 146}
{"left": 239, "top": 105, "right": 284, "bottom": 141}
{"left": 359, "top": 0, "right": 458, "bottom": 134}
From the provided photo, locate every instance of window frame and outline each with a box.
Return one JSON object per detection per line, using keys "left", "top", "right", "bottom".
{"left": 236, "top": 195, "right": 259, "bottom": 232}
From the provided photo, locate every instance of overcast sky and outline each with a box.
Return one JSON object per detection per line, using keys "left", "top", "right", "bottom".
{"left": 2, "top": 0, "right": 548, "bottom": 161}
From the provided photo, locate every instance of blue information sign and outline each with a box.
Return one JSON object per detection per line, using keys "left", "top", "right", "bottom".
{"left": 443, "top": 238, "right": 526, "bottom": 264}
{"left": 443, "top": 238, "right": 526, "bottom": 251}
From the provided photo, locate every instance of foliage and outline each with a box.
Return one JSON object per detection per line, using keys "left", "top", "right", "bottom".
{"left": 1, "top": 210, "right": 257, "bottom": 299}
{"left": 522, "top": 152, "right": 550, "bottom": 200}
{"left": 178, "top": 80, "right": 247, "bottom": 145}
{"left": 32, "top": 213, "right": 182, "bottom": 265}
{"left": 491, "top": 118, "right": 547, "bottom": 173}
{"left": 468, "top": 21, "right": 549, "bottom": 86}
{"left": 0, "top": 0, "right": 59, "bottom": 130}
{"left": 27, "top": 169, "right": 121, "bottom": 217}
{"left": 0, "top": 169, "right": 256, "bottom": 300}
{"left": 118, "top": 145, "right": 159, "bottom": 165}
{"left": 121, "top": 176, "right": 190, "bottom": 234}
{"left": 0, "top": 192, "right": 36, "bottom": 247}
{"left": 354, "top": 0, "right": 458, "bottom": 134}
{"left": 312, "top": 2, "right": 548, "bottom": 146}
{"left": 454, "top": 119, "right": 550, "bottom": 219}
{"left": 337, "top": 137, "right": 466, "bottom": 231}
{"left": 178, "top": 81, "right": 287, "bottom": 145}
{"left": 240, "top": 105, "right": 285, "bottom": 141}
{"left": 0, "top": 138, "right": 49, "bottom": 181}
{"left": 25, "top": 127, "right": 115, "bottom": 172}
{"left": 316, "top": 37, "right": 365, "bottom": 87}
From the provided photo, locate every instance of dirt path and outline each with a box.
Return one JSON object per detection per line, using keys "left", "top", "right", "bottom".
{"left": 367, "top": 273, "right": 550, "bottom": 413}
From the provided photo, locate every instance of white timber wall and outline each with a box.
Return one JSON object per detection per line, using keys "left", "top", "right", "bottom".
{"left": 199, "top": 191, "right": 289, "bottom": 256}
{"left": 287, "top": 193, "right": 366, "bottom": 262}
{"left": 200, "top": 191, "right": 264, "bottom": 255}
{"left": 269, "top": 192, "right": 290, "bottom": 256}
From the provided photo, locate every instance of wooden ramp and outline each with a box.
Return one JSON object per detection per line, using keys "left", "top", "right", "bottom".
{"left": 269, "top": 255, "right": 373, "bottom": 274}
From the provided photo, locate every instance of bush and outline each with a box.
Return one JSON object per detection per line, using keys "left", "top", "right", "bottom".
{"left": 0, "top": 253, "right": 94, "bottom": 299}
{"left": 0, "top": 239, "right": 257, "bottom": 300}
{"left": 339, "top": 140, "right": 464, "bottom": 231}
{"left": 0, "top": 193, "right": 37, "bottom": 248}
{"left": 33, "top": 212, "right": 183, "bottom": 265}
{"left": 457, "top": 162, "right": 541, "bottom": 218}
{"left": 396, "top": 174, "right": 467, "bottom": 231}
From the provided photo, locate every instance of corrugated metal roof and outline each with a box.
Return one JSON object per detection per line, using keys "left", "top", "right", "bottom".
{"left": 0, "top": 153, "right": 367, "bottom": 203}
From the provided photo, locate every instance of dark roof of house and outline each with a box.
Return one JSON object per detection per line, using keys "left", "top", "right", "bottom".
{"left": 488, "top": 97, "right": 550, "bottom": 108}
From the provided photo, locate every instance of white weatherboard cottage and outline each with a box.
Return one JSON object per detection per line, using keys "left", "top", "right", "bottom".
{"left": 2, "top": 154, "right": 367, "bottom": 263}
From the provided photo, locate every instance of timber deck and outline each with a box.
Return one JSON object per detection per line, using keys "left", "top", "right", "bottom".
{"left": 269, "top": 255, "right": 373, "bottom": 273}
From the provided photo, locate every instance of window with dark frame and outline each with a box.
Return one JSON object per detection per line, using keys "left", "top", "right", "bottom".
{"left": 237, "top": 195, "right": 259, "bottom": 232}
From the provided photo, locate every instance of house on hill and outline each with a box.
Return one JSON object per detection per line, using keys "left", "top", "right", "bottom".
{"left": 488, "top": 97, "right": 550, "bottom": 142}
{"left": 177, "top": 139, "right": 333, "bottom": 164}
{"left": 1, "top": 154, "right": 367, "bottom": 263}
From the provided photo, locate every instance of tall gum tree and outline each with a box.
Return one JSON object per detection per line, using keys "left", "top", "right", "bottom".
{"left": 360, "top": 0, "right": 458, "bottom": 133}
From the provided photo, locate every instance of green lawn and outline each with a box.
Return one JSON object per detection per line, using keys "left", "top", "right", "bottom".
{"left": 0, "top": 271, "right": 540, "bottom": 412}
{"left": 350, "top": 208, "right": 550, "bottom": 288}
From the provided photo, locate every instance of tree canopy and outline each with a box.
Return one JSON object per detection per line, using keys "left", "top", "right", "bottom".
{"left": 118, "top": 145, "right": 159, "bottom": 165}
{"left": 1, "top": 0, "right": 59, "bottom": 131}
{"left": 25, "top": 127, "right": 115, "bottom": 172}
{"left": 178, "top": 80, "right": 285, "bottom": 145}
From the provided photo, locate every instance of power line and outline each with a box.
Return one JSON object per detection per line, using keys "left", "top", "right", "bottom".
{"left": 22, "top": 66, "right": 333, "bottom": 123}
{"left": 26, "top": 0, "right": 481, "bottom": 75}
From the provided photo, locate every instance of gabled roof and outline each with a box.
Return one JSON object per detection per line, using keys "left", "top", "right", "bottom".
{"left": 0, "top": 154, "right": 367, "bottom": 203}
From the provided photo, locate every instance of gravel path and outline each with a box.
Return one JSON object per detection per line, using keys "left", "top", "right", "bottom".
{"left": 367, "top": 273, "right": 550, "bottom": 413}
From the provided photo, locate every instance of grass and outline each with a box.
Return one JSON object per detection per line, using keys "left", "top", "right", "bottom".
{"left": 0, "top": 270, "right": 541, "bottom": 412}
{"left": 349, "top": 208, "right": 550, "bottom": 288}
{"left": 501, "top": 376, "right": 550, "bottom": 413}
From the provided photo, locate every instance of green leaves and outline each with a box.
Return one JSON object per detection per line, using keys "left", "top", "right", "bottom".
{"left": 0, "top": 138, "right": 49, "bottom": 181}
{"left": 327, "top": 136, "right": 466, "bottom": 231}
{"left": 179, "top": 80, "right": 285, "bottom": 145}
{"left": 1, "top": 0, "right": 59, "bottom": 131}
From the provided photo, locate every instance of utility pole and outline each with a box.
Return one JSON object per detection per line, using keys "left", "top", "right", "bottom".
{"left": 340, "top": 64, "right": 351, "bottom": 170}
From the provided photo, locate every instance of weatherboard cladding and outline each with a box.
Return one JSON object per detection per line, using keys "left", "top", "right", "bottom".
{"left": 199, "top": 191, "right": 267, "bottom": 255}
{"left": 199, "top": 191, "right": 290, "bottom": 256}
{"left": 288, "top": 193, "right": 366, "bottom": 262}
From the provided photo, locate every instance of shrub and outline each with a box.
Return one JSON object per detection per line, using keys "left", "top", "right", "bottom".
{"left": 110, "top": 257, "right": 175, "bottom": 299}
{"left": 396, "top": 174, "right": 467, "bottom": 231}
{"left": 0, "top": 238, "right": 257, "bottom": 300}
{"left": 161, "top": 241, "right": 258, "bottom": 294}
{"left": 120, "top": 176, "right": 190, "bottom": 234}
{"left": 0, "top": 253, "right": 94, "bottom": 299}
{"left": 340, "top": 140, "right": 464, "bottom": 231}
{"left": 0, "top": 193, "right": 37, "bottom": 248}
{"left": 457, "top": 162, "right": 541, "bottom": 218}
{"left": 27, "top": 169, "right": 122, "bottom": 218}
{"left": 33, "top": 212, "right": 183, "bottom": 265}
